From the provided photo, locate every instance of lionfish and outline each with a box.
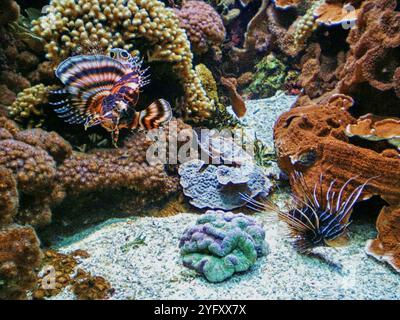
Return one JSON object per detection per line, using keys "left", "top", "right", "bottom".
{"left": 243, "top": 172, "right": 374, "bottom": 254}
{"left": 51, "top": 48, "right": 173, "bottom": 146}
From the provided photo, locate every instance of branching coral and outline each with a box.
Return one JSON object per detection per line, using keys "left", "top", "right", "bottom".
{"left": 32, "top": 0, "right": 214, "bottom": 121}
{"left": 8, "top": 84, "right": 55, "bottom": 128}
{"left": 0, "top": 224, "right": 43, "bottom": 300}
{"left": 179, "top": 210, "right": 268, "bottom": 282}
{"left": 174, "top": 1, "right": 226, "bottom": 57}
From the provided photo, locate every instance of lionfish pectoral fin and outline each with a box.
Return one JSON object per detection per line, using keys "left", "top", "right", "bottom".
{"left": 137, "top": 99, "right": 173, "bottom": 130}
{"left": 324, "top": 233, "right": 350, "bottom": 248}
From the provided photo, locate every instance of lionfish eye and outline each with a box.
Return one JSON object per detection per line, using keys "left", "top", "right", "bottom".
{"left": 110, "top": 51, "right": 115, "bottom": 58}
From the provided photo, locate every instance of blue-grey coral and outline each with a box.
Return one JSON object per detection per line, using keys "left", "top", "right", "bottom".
{"left": 179, "top": 211, "right": 268, "bottom": 283}
{"left": 178, "top": 160, "right": 272, "bottom": 210}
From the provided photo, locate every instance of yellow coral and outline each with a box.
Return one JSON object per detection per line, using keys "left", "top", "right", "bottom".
{"left": 195, "top": 64, "right": 219, "bottom": 104}
{"left": 293, "top": 0, "right": 323, "bottom": 49}
{"left": 31, "top": 0, "right": 213, "bottom": 121}
{"left": 8, "top": 84, "right": 55, "bottom": 128}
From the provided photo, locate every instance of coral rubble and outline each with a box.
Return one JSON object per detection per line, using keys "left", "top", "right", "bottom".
{"left": 179, "top": 211, "right": 268, "bottom": 282}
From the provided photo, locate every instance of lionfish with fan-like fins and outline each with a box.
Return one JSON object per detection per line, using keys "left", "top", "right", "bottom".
{"left": 242, "top": 172, "right": 374, "bottom": 254}
{"left": 51, "top": 48, "right": 172, "bottom": 146}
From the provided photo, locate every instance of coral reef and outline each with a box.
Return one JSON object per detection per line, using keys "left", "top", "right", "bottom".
{"left": 366, "top": 206, "right": 400, "bottom": 272}
{"left": 0, "top": 0, "right": 20, "bottom": 26}
{"left": 32, "top": 0, "right": 214, "bottom": 121}
{"left": 346, "top": 114, "right": 400, "bottom": 151}
{"left": 0, "top": 167, "right": 18, "bottom": 227}
{"left": 8, "top": 84, "right": 55, "bottom": 128}
{"left": 33, "top": 249, "right": 113, "bottom": 300}
{"left": 179, "top": 210, "right": 268, "bottom": 283}
{"left": 273, "top": 94, "right": 400, "bottom": 206}
{"left": 179, "top": 159, "right": 272, "bottom": 210}
{"left": 244, "top": 54, "right": 288, "bottom": 99}
{"left": 72, "top": 269, "right": 113, "bottom": 300}
{"left": 0, "top": 225, "right": 43, "bottom": 300}
{"left": 336, "top": 0, "right": 400, "bottom": 106}
{"left": 174, "top": 1, "right": 226, "bottom": 57}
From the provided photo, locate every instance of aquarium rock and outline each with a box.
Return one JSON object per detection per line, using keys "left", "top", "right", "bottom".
{"left": 179, "top": 211, "right": 268, "bottom": 283}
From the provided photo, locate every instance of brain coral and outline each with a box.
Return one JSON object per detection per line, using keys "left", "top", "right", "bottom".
{"left": 179, "top": 211, "right": 268, "bottom": 282}
{"left": 31, "top": 0, "right": 213, "bottom": 121}
{"left": 174, "top": 1, "right": 226, "bottom": 56}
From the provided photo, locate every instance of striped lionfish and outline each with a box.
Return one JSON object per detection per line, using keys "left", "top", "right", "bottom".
{"left": 51, "top": 48, "right": 173, "bottom": 146}
{"left": 243, "top": 172, "right": 374, "bottom": 254}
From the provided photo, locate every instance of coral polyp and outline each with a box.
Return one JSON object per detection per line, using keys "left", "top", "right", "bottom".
{"left": 244, "top": 172, "right": 373, "bottom": 253}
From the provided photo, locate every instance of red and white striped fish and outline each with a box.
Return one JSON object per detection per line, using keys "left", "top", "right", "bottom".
{"left": 51, "top": 48, "right": 173, "bottom": 146}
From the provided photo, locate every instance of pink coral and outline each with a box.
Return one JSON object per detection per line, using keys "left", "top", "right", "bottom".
{"left": 175, "top": 1, "right": 226, "bottom": 56}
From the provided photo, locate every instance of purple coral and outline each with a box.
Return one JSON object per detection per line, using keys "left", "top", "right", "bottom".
{"left": 175, "top": 1, "right": 226, "bottom": 56}
{"left": 179, "top": 210, "right": 268, "bottom": 282}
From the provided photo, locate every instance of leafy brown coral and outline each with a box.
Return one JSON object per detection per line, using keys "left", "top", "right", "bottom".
{"left": 337, "top": 0, "right": 400, "bottom": 100}
{"left": 274, "top": 94, "right": 400, "bottom": 205}
{"left": 366, "top": 206, "right": 400, "bottom": 272}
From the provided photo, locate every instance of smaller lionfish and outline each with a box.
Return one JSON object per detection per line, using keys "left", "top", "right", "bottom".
{"left": 243, "top": 172, "right": 374, "bottom": 254}
{"left": 51, "top": 48, "right": 172, "bottom": 146}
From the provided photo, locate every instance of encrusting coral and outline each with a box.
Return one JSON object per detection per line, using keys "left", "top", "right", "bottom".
{"left": 0, "top": 167, "right": 18, "bottom": 227}
{"left": 179, "top": 210, "right": 268, "bottom": 282}
{"left": 0, "top": 224, "right": 43, "bottom": 300}
{"left": 174, "top": 1, "right": 226, "bottom": 57}
{"left": 366, "top": 205, "right": 400, "bottom": 273}
{"left": 274, "top": 94, "right": 400, "bottom": 206}
{"left": 33, "top": 249, "right": 113, "bottom": 300}
{"left": 336, "top": 0, "right": 400, "bottom": 103}
{"left": 31, "top": 0, "right": 214, "bottom": 121}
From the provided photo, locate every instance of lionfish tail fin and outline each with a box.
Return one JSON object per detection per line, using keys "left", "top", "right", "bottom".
{"left": 138, "top": 99, "right": 173, "bottom": 130}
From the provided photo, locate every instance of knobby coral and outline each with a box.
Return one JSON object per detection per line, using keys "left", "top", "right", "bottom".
{"left": 32, "top": 0, "right": 214, "bottom": 121}
{"left": 174, "top": 1, "right": 226, "bottom": 57}
{"left": 179, "top": 211, "right": 268, "bottom": 282}
{"left": 0, "top": 225, "right": 43, "bottom": 300}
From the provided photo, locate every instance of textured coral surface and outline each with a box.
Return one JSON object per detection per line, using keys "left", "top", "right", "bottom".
{"left": 0, "top": 225, "right": 43, "bottom": 300}
{"left": 274, "top": 95, "right": 400, "bottom": 205}
{"left": 179, "top": 211, "right": 268, "bottom": 282}
{"left": 175, "top": 1, "right": 226, "bottom": 56}
{"left": 366, "top": 206, "right": 400, "bottom": 272}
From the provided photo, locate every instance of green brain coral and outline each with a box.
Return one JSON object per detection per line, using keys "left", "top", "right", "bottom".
{"left": 179, "top": 211, "right": 268, "bottom": 283}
